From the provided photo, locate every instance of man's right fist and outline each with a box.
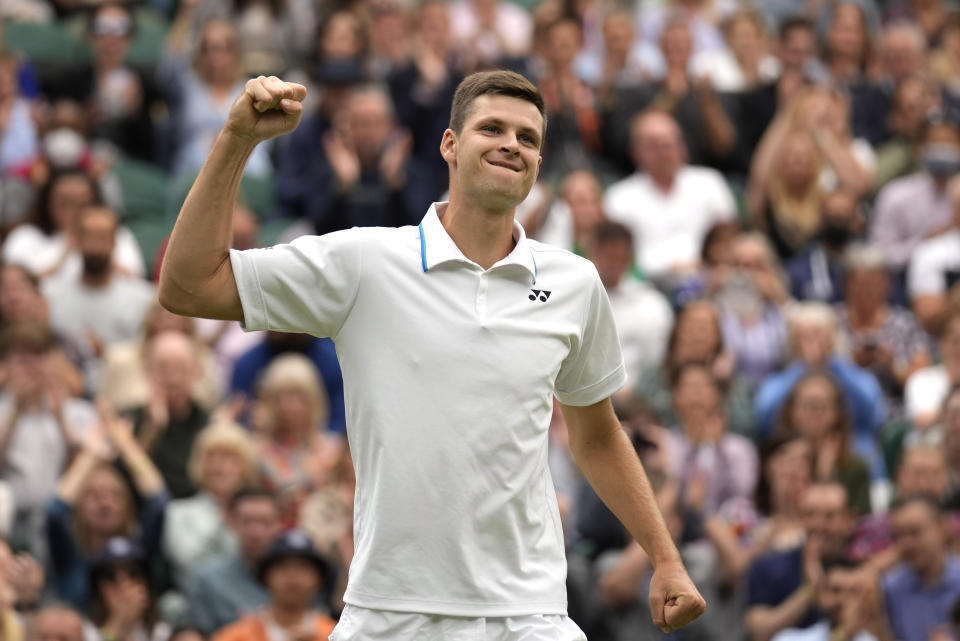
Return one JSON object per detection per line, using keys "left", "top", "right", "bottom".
{"left": 225, "top": 76, "right": 307, "bottom": 143}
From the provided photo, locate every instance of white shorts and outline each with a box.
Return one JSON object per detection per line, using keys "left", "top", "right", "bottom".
{"left": 329, "top": 604, "right": 588, "bottom": 641}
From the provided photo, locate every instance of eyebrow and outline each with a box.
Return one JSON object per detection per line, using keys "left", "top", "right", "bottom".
{"left": 476, "top": 117, "right": 542, "bottom": 145}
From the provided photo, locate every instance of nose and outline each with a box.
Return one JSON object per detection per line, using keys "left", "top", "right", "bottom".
{"left": 500, "top": 133, "right": 520, "bottom": 154}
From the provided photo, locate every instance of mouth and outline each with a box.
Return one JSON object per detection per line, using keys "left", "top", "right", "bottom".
{"left": 485, "top": 159, "right": 522, "bottom": 173}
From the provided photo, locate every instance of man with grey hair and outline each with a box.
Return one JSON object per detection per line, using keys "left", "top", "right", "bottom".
{"left": 907, "top": 176, "right": 960, "bottom": 333}
{"left": 755, "top": 302, "right": 888, "bottom": 478}
{"left": 275, "top": 84, "right": 436, "bottom": 234}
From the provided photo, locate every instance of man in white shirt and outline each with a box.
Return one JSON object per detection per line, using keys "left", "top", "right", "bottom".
{"left": 604, "top": 110, "right": 736, "bottom": 285}
{"left": 907, "top": 175, "right": 960, "bottom": 333}
{"left": 158, "top": 70, "right": 704, "bottom": 640}
{"left": 588, "top": 221, "right": 674, "bottom": 377}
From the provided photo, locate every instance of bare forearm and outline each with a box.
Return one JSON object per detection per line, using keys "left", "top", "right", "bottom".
{"left": 569, "top": 421, "right": 680, "bottom": 568}
{"left": 745, "top": 586, "right": 814, "bottom": 641}
{"left": 56, "top": 449, "right": 101, "bottom": 504}
{"left": 158, "top": 129, "right": 254, "bottom": 318}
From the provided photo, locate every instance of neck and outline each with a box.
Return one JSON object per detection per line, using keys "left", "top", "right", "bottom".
{"left": 168, "top": 397, "right": 192, "bottom": 420}
{"left": 81, "top": 270, "right": 112, "bottom": 288}
{"left": 270, "top": 604, "right": 309, "bottom": 628}
{"left": 847, "top": 304, "right": 883, "bottom": 327}
{"left": 648, "top": 172, "right": 675, "bottom": 193}
{"left": 439, "top": 200, "right": 516, "bottom": 270}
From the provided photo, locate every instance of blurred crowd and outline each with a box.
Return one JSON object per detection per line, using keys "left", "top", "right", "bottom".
{"left": 3, "top": 0, "right": 960, "bottom": 640}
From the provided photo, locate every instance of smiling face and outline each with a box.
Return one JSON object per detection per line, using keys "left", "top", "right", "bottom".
{"left": 442, "top": 94, "right": 544, "bottom": 212}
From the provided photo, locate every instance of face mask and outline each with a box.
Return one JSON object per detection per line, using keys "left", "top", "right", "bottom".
{"left": 43, "top": 128, "right": 87, "bottom": 169}
{"left": 922, "top": 144, "right": 960, "bottom": 179}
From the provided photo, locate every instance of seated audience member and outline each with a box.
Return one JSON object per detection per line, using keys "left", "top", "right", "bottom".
{"left": 0, "top": 52, "right": 37, "bottom": 176}
{"left": 253, "top": 355, "right": 343, "bottom": 523}
{"left": 275, "top": 85, "right": 434, "bottom": 234}
{"left": 838, "top": 244, "right": 930, "bottom": 414}
{"left": 774, "top": 373, "right": 872, "bottom": 515}
{"left": 745, "top": 481, "right": 857, "bottom": 641}
{"left": 100, "top": 302, "right": 222, "bottom": 414}
{"left": 448, "top": 0, "right": 532, "bottom": 71}
{"left": 631, "top": 299, "right": 754, "bottom": 437}
{"left": 46, "top": 410, "right": 167, "bottom": 610}
{"left": 0, "top": 264, "right": 85, "bottom": 396}
{"left": 904, "top": 311, "right": 960, "bottom": 429}
{"left": 691, "top": 9, "right": 777, "bottom": 93}
{"left": 944, "top": 390, "right": 960, "bottom": 508}
{"left": 1, "top": 169, "right": 144, "bottom": 280}
{"left": 588, "top": 221, "right": 674, "bottom": 377}
{"left": 89, "top": 537, "right": 171, "bottom": 641}
{"left": 883, "top": 494, "right": 960, "bottom": 641}
{"left": 755, "top": 303, "right": 887, "bottom": 480}
{"left": 771, "top": 556, "right": 885, "bottom": 641}
{"left": 212, "top": 531, "right": 335, "bottom": 641}
{"left": 158, "top": 19, "right": 272, "bottom": 178}
{"left": 870, "top": 118, "right": 960, "bottom": 281}
{"left": 126, "top": 331, "right": 212, "bottom": 499}
{"left": 873, "top": 76, "right": 940, "bottom": 191}
{"left": 785, "top": 190, "right": 865, "bottom": 304}
{"left": 0, "top": 536, "right": 44, "bottom": 619}
{"left": 163, "top": 422, "right": 259, "bottom": 590}
{"left": 186, "top": 488, "right": 283, "bottom": 635}
{"left": 520, "top": 169, "right": 605, "bottom": 254}
{"left": 908, "top": 175, "right": 960, "bottom": 333}
{"left": 716, "top": 233, "right": 789, "bottom": 389}
{"left": 0, "top": 324, "right": 97, "bottom": 554}
{"left": 42, "top": 204, "right": 155, "bottom": 387}
{"left": 705, "top": 433, "right": 812, "bottom": 588}
{"left": 665, "top": 363, "right": 758, "bottom": 517}
{"left": 26, "top": 606, "right": 86, "bottom": 641}
{"left": 603, "top": 110, "right": 737, "bottom": 286}
{"left": 230, "top": 332, "right": 345, "bottom": 435}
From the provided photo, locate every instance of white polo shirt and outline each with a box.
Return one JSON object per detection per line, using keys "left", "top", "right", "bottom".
{"left": 230, "top": 203, "right": 626, "bottom": 617}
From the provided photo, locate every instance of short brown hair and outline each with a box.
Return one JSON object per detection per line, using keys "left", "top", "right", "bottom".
{"left": 448, "top": 70, "right": 547, "bottom": 137}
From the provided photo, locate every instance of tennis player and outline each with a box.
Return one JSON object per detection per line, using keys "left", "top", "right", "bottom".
{"left": 159, "top": 70, "right": 706, "bottom": 640}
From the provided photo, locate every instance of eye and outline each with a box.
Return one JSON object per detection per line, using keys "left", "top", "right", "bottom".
{"left": 519, "top": 133, "right": 536, "bottom": 145}
{"left": 481, "top": 124, "right": 500, "bottom": 134}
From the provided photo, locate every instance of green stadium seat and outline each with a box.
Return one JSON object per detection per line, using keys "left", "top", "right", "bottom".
{"left": 2, "top": 19, "right": 90, "bottom": 67}
{"left": 113, "top": 157, "right": 168, "bottom": 221}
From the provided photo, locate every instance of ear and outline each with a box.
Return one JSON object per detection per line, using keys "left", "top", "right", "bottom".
{"left": 440, "top": 129, "right": 457, "bottom": 164}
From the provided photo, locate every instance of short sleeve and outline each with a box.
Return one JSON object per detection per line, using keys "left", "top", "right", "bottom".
{"left": 554, "top": 266, "right": 627, "bottom": 406}
{"left": 229, "top": 230, "right": 362, "bottom": 337}
{"left": 907, "top": 241, "right": 946, "bottom": 297}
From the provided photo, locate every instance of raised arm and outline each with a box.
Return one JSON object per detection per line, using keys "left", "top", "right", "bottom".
{"left": 157, "top": 76, "right": 306, "bottom": 320}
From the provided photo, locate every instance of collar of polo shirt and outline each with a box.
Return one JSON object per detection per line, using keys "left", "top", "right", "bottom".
{"left": 418, "top": 202, "right": 538, "bottom": 283}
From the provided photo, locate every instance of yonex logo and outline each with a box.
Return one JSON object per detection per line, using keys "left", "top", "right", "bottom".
{"left": 529, "top": 289, "right": 551, "bottom": 302}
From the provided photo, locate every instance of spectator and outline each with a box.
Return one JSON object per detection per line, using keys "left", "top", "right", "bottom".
{"left": 0, "top": 324, "right": 97, "bottom": 555}
{"left": 212, "top": 531, "right": 335, "bottom": 641}
{"left": 664, "top": 362, "right": 758, "bottom": 516}
{"left": 773, "top": 372, "right": 872, "bottom": 515}
{"left": 755, "top": 303, "right": 887, "bottom": 480}
{"left": 822, "top": 2, "right": 872, "bottom": 88}
{"left": 908, "top": 175, "right": 960, "bottom": 333}
{"left": 229, "top": 332, "right": 344, "bottom": 436}
{"left": 89, "top": 537, "right": 171, "bottom": 641}
{"left": 601, "top": 20, "right": 738, "bottom": 172}
{"left": 638, "top": 0, "right": 725, "bottom": 66}
{"left": 944, "top": 389, "right": 960, "bottom": 506}
{"left": 785, "top": 190, "right": 865, "bottom": 304}
{"left": 715, "top": 232, "right": 789, "bottom": 389}
{"left": 42, "top": 204, "right": 155, "bottom": 387}
{"left": 99, "top": 302, "right": 222, "bottom": 414}
{"left": 837, "top": 244, "right": 931, "bottom": 413}
{"left": 0, "top": 52, "right": 38, "bottom": 177}
{"left": 536, "top": 18, "right": 602, "bottom": 180}
{"left": 904, "top": 311, "right": 960, "bottom": 428}
{"left": 928, "top": 13, "right": 960, "bottom": 93}
{"left": 186, "top": 488, "right": 282, "bottom": 635}
{"left": 574, "top": 8, "right": 655, "bottom": 96}
{"left": 521, "top": 168, "right": 605, "bottom": 254}
{"left": 604, "top": 110, "right": 736, "bottom": 284}
{"left": 448, "top": 0, "right": 533, "bottom": 71}
{"left": 158, "top": 19, "right": 273, "bottom": 178}
{"left": 883, "top": 494, "right": 960, "bottom": 641}
{"left": 46, "top": 409, "right": 167, "bottom": 610}
{"left": 870, "top": 117, "right": 960, "bottom": 278}
{"left": 253, "top": 354, "right": 342, "bottom": 523}
{"left": 629, "top": 299, "right": 755, "bottom": 437}
{"left": 163, "top": 422, "right": 258, "bottom": 590}
{"left": 26, "top": 607, "right": 86, "bottom": 641}
{"left": 127, "top": 331, "right": 211, "bottom": 499}
{"left": 691, "top": 9, "right": 778, "bottom": 93}
{"left": 873, "top": 75, "right": 940, "bottom": 191}
{"left": 275, "top": 85, "right": 434, "bottom": 234}
{"left": 588, "top": 221, "right": 674, "bottom": 377}
{"left": 745, "top": 481, "right": 857, "bottom": 641}
{"left": 1, "top": 169, "right": 145, "bottom": 280}
{"left": 770, "top": 556, "right": 885, "bottom": 641}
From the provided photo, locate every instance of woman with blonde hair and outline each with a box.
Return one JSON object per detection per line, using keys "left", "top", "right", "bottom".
{"left": 162, "top": 421, "right": 259, "bottom": 590}
{"left": 254, "top": 354, "right": 343, "bottom": 523}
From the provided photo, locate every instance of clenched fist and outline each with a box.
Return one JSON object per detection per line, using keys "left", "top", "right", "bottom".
{"left": 225, "top": 76, "right": 307, "bottom": 143}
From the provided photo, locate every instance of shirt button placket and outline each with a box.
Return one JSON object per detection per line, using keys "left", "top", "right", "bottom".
{"left": 476, "top": 272, "right": 488, "bottom": 316}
